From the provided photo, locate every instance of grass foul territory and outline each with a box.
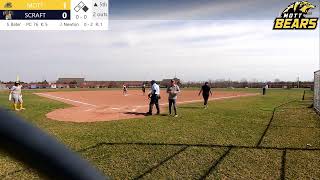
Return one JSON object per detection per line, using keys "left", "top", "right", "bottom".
{"left": 0, "top": 88, "right": 319, "bottom": 179}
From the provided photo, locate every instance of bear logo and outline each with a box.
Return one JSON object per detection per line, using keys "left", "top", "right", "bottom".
{"left": 4, "top": 2, "right": 12, "bottom": 8}
{"left": 282, "top": 1, "right": 316, "bottom": 17}
{"left": 274, "top": 1, "right": 318, "bottom": 30}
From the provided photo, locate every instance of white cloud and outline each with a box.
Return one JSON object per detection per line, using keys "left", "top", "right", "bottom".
{"left": 0, "top": 20, "right": 318, "bottom": 82}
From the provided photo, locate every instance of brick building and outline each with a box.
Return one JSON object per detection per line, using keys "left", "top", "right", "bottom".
{"left": 57, "top": 78, "right": 85, "bottom": 84}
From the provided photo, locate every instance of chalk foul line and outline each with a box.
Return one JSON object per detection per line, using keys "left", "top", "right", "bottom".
{"left": 36, "top": 93, "right": 98, "bottom": 107}
{"left": 131, "top": 93, "right": 259, "bottom": 108}
{"left": 36, "top": 93, "right": 258, "bottom": 113}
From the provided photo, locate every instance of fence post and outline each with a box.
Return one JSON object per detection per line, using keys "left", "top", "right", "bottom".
{"left": 314, "top": 70, "right": 320, "bottom": 114}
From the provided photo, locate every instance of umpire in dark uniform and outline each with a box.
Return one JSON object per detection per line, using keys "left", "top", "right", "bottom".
{"left": 146, "top": 80, "right": 160, "bottom": 115}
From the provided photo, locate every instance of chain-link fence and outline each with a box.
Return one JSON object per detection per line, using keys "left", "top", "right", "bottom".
{"left": 314, "top": 70, "right": 320, "bottom": 113}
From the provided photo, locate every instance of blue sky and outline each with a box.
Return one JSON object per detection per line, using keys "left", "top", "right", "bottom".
{"left": 0, "top": 0, "right": 319, "bottom": 82}
{"left": 109, "top": 0, "right": 319, "bottom": 20}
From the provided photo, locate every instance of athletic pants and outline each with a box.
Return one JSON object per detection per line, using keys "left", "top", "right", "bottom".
{"left": 149, "top": 94, "right": 160, "bottom": 114}
{"left": 168, "top": 99, "right": 177, "bottom": 115}
{"left": 203, "top": 94, "right": 209, "bottom": 105}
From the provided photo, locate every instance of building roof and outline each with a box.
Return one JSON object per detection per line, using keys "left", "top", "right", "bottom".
{"left": 57, "top": 78, "right": 85, "bottom": 83}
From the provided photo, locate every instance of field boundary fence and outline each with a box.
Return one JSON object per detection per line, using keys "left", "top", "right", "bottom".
{"left": 314, "top": 70, "right": 320, "bottom": 113}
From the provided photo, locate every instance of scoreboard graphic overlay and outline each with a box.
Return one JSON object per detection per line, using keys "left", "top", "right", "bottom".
{"left": 0, "top": 0, "right": 108, "bottom": 30}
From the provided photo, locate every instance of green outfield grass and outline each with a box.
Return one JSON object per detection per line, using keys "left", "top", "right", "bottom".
{"left": 0, "top": 88, "right": 319, "bottom": 179}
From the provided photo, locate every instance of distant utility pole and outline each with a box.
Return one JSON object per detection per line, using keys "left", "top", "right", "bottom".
{"left": 16, "top": 74, "right": 20, "bottom": 82}
{"left": 297, "top": 75, "right": 300, "bottom": 88}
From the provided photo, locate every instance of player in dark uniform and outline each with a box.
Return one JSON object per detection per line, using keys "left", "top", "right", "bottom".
{"left": 142, "top": 83, "right": 146, "bottom": 95}
{"left": 123, "top": 84, "right": 128, "bottom": 96}
{"left": 262, "top": 84, "right": 267, "bottom": 95}
{"left": 198, "top": 82, "right": 213, "bottom": 109}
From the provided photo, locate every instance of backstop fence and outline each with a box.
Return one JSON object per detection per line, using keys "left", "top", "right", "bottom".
{"left": 314, "top": 70, "right": 320, "bottom": 113}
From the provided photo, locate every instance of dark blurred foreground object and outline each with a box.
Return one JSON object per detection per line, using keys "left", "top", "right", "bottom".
{"left": 0, "top": 108, "right": 107, "bottom": 180}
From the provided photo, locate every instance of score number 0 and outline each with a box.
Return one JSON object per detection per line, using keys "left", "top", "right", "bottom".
{"left": 62, "top": 2, "right": 68, "bottom": 19}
